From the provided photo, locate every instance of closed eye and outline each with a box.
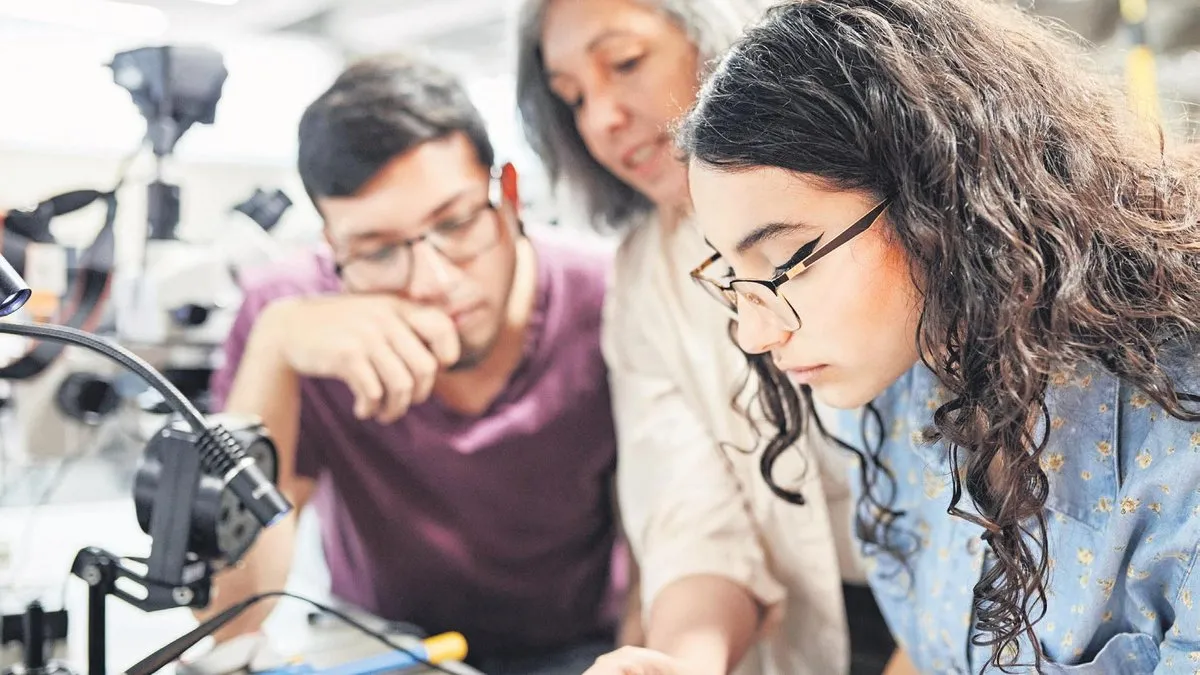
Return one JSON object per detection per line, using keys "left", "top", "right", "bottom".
{"left": 614, "top": 55, "right": 643, "bottom": 73}
{"left": 363, "top": 242, "right": 400, "bottom": 264}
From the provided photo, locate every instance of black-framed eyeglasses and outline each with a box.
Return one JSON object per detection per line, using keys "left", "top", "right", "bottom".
{"left": 690, "top": 198, "right": 892, "bottom": 331}
{"left": 334, "top": 169, "right": 505, "bottom": 292}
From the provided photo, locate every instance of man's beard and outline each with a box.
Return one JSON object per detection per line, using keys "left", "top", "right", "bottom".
{"left": 446, "top": 329, "right": 498, "bottom": 372}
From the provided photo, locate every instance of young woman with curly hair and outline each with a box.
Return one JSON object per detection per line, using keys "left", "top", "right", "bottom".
{"left": 608, "top": 0, "right": 1200, "bottom": 673}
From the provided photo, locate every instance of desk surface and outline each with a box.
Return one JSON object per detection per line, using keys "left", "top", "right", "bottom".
{"left": 0, "top": 500, "right": 480, "bottom": 675}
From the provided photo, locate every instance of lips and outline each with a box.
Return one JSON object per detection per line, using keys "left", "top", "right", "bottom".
{"left": 627, "top": 143, "right": 657, "bottom": 167}
{"left": 621, "top": 136, "right": 665, "bottom": 171}
{"left": 782, "top": 364, "right": 828, "bottom": 385}
{"left": 449, "top": 302, "right": 484, "bottom": 325}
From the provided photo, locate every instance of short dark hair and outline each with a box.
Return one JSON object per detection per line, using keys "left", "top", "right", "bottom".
{"left": 298, "top": 53, "right": 495, "bottom": 205}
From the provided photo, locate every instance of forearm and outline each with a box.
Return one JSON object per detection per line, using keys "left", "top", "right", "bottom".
{"left": 198, "top": 315, "right": 306, "bottom": 640}
{"left": 197, "top": 513, "right": 299, "bottom": 641}
{"left": 644, "top": 575, "right": 762, "bottom": 675}
{"left": 882, "top": 648, "right": 919, "bottom": 675}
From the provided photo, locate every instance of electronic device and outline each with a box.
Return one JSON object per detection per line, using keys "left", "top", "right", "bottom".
{"left": 0, "top": 254, "right": 292, "bottom": 675}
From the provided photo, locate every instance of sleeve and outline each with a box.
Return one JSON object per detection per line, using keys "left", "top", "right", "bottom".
{"left": 600, "top": 261, "right": 787, "bottom": 621}
{"left": 208, "top": 279, "right": 330, "bottom": 480}
{"left": 209, "top": 285, "right": 273, "bottom": 413}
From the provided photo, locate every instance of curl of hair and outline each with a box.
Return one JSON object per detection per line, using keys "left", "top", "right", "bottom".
{"left": 678, "top": 0, "right": 1200, "bottom": 670}
{"left": 730, "top": 321, "right": 908, "bottom": 566}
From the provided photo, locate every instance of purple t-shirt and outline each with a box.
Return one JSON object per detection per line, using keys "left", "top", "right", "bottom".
{"left": 210, "top": 238, "right": 623, "bottom": 661}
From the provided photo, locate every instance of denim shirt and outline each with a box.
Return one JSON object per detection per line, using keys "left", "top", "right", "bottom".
{"left": 828, "top": 348, "right": 1200, "bottom": 673}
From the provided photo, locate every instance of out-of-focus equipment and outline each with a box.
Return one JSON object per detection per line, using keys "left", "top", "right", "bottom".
{"left": 0, "top": 271, "right": 291, "bottom": 675}
{"left": 0, "top": 190, "right": 115, "bottom": 379}
{"left": 110, "top": 45, "right": 227, "bottom": 244}
{"left": 0, "top": 602, "right": 72, "bottom": 675}
{"left": 1120, "top": 0, "right": 1160, "bottom": 124}
{"left": 233, "top": 189, "right": 292, "bottom": 234}
{"left": 54, "top": 372, "right": 120, "bottom": 424}
{"left": 71, "top": 414, "right": 282, "bottom": 675}
{"left": 0, "top": 258, "right": 32, "bottom": 318}
{"left": 105, "top": 45, "right": 290, "bottom": 411}
{"left": 110, "top": 46, "right": 227, "bottom": 161}
{"left": 253, "top": 631, "right": 468, "bottom": 675}
{"left": 117, "top": 184, "right": 290, "bottom": 360}
{"left": 130, "top": 593, "right": 467, "bottom": 675}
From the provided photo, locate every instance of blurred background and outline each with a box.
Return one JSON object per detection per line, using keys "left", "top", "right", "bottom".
{"left": 0, "top": 0, "right": 1195, "bottom": 673}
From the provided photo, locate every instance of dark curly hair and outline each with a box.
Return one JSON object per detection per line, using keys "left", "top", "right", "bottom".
{"left": 677, "top": 0, "right": 1200, "bottom": 670}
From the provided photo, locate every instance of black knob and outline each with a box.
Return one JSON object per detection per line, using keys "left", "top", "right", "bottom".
{"left": 170, "top": 304, "right": 211, "bottom": 327}
{"left": 22, "top": 601, "right": 45, "bottom": 671}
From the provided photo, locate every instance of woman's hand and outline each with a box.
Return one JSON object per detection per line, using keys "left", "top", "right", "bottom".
{"left": 583, "top": 647, "right": 711, "bottom": 675}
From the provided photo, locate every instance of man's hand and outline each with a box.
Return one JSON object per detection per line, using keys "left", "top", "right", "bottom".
{"left": 583, "top": 647, "right": 708, "bottom": 675}
{"left": 259, "top": 294, "right": 461, "bottom": 423}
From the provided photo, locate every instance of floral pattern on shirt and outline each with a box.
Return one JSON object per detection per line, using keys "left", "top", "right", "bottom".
{"left": 828, "top": 348, "right": 1200, "bottom": 673}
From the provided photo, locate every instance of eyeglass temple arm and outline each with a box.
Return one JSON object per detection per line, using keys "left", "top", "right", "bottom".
{"left": 690, "top": 251, "right": 723, "bottom": 278}
{"left": 786, "top": 199, "right": 891, "bottom": 278}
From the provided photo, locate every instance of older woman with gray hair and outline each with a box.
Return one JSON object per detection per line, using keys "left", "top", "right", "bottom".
{"left": 516, "top": 1, "right": 896, "bottom": 674}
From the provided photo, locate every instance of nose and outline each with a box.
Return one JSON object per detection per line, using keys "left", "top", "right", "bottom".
{"left": 577, "top": 83, "right": 630, "bottom": 144}
{"left": 735, "top": 306, "right": 792, "bottom": 356}
{"left": 405, "top": 240, "right": 457, "bottom": 304}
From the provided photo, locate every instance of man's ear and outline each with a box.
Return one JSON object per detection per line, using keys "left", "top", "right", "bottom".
{"left": 499, "top": 162, "right": 522, "bottom": 233}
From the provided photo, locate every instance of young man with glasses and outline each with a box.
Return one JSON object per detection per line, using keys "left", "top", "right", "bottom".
{"left": 202, "top": 54, "right": 629, "bottom": 675}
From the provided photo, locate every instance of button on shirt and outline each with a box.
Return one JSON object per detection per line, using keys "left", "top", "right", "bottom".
{"left": 825, "top": 345, "right": 1200, "bottom": 673}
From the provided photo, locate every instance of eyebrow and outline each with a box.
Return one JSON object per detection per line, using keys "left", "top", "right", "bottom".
{"left": 586, "top": 29, "right": 634, "bottom": 53}
{"left": 342, "top": 187, "right": 474, "bottom": 244}
{"left": 734, "top": 221, "right": 818, "bottom": 255}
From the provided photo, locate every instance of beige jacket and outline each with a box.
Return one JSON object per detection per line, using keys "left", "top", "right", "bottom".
{"left": 601, "top": 216, "right": 864, "bottom": 675}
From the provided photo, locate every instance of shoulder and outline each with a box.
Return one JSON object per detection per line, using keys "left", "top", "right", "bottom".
{"left": 529, "top": 232, "right": 613, "bottom": 327}
{"left": 530, "top": 231, "right": 612, "bottom": 294}
{"left": 1116, "top": 339, "right": 1200, "bottom": 458}
{"left": 235, "top": 246, "right": 340, "bottom": 316}
{"left": 608, "top": 214, "right": 660, "bottom": 289}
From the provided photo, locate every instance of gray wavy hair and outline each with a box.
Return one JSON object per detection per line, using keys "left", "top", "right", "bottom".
{"left": 515, "top": 0, "right": 769, "bottom": 229}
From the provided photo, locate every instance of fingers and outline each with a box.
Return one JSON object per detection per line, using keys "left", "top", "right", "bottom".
{"left": 366, "top": 311, "right": 443, "bottom": 424}
{"left": 382, "top": 319, "right": 439, "bottom": 407}
{"left": 344, "top": 357, "right": 384, "bottom": 421}
{"left": 366, "top": 334, "right": 414, "bottom": 424}
{"left": 398, "top": 304, "right": 461, "bottom": 367}
{"left": 331, "top": 295, "right": 461, "bottom": 423}
{"left": 583, "top": 648, "right": 674, "bottom": 675}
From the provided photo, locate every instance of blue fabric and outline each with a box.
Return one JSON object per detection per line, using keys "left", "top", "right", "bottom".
{"left": 826, "top": 344, "right": 1200, "bottom": 673}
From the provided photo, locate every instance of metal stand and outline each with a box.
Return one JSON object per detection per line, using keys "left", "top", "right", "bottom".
{"left": 70, "top": 429, "right": 214, "bottom": 675}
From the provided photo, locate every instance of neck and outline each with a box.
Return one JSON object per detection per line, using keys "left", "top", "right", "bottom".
{"left": 656, "top": 197, "right": 692, "bottom": 232}
{"left": 433, "top": 238, "right": 537, "bottom": 415}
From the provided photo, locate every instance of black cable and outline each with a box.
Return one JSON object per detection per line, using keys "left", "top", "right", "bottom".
{"left": 126, "top": 590, "right": 459, "bottom": 675}
{"left": 270, "top": 591, "right": 459, "bottom": 674}
{"left": 0, "top": 322, "right": 205, "bottom": 431}
{"left": 0, "top": 320, "right": 292, "bottom": 522}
